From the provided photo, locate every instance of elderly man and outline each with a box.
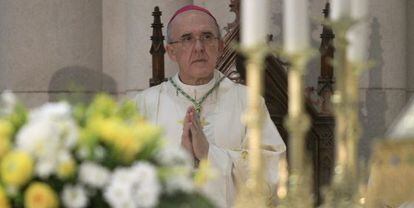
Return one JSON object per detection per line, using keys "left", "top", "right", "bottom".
{"left": 136, "top": 5, "right": 285, "bottom": 207}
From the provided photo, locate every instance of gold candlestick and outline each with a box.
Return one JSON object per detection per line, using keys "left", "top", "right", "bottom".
{"left": 235, "top": 45, "right": 268, "bottom": 208}
{"left": 323, "top": 18, "right": 368, "bottom": 208}
{"left": 277, "top": 51, "right": 314, "bottom": 208}
{"left": 277, "top": 154, "right": 288, "bottom": 200}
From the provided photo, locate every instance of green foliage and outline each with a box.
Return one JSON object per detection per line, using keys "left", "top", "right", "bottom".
{"left": 157, "top": 192, "right": 216, "bottom": 208}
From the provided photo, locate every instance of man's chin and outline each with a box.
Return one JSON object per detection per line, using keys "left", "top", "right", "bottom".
{"left": 190, "top": 65, "right": 214, "bottom": 75}
{"left": 191, "top": 61, "right": 208, "bottom": 68}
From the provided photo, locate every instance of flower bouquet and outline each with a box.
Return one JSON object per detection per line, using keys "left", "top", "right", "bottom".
{"left": 0, "top": 91, "right": 215, "bottom": 208}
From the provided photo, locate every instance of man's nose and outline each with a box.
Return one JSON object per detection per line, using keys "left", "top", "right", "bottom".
{"left": 193, "top": 38, "right": 206, "bottom": 52}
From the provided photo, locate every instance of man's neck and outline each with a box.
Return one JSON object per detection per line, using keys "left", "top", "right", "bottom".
{"left": 178, "top": 73, "right": 214, "bottom": 85}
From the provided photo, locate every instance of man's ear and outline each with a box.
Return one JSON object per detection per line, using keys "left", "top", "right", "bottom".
{"left": 166, "top": 44, "right": 177, "bottom": 62}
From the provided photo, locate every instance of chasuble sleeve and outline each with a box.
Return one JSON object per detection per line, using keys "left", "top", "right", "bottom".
{"left": 134, "top": 85, "right": 162, "bottom": 123}
{"left": 206, "top": 96, "right": 286, "bottom": 203}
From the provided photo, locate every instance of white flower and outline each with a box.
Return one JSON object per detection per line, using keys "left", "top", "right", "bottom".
{"left": 30, "top": 102, "right": 72, "bottom": 122}
{"left": 16, "top": 102, "right": 79, "bottom": 179}
{"left": 131, "top": 162, "right": 158, "bottom": 182}
{"left": 115, "top": 201, "right": 136, "bottom": 208}
{"left": 155, "top": 146, "right": 195, "bottom": 194}
{"left": 62, "top": 184, "right": 88, "bottom": 208}
{"left": 131, "top": 162, "right": 161, "bottom": 208}
{"left": 16, "top": 119, "right": 62, "bottom": 178}
{"left": 36, "top": 159, "right": 57, "bottom": 179}
{"left": 79, "top": 162, "right": 110, "bottom": 189}
{"left": 55, "top": 150, "right": 75, "bottom": 174}
{"left": 111, "top": 168, "right": 136, "bottom": 185}
{"left": 57, "top": 150, "right": 72, "bottom": 164}
{"left": 104, "top": 180, "right": 133, "bottom": 208}
{"left": 105, "top": 163, "right": 161, "bottom": 208}
{"left": 133, "top": 184, "right": 160, "bottom": 208}
{"left": 0, "top": 90, "right": 17, "bottom": 115}
{"left": 16, "top": 120, "right": 60, "bottom": 158}
{"left": 29, "top": 102, "right": 79, "bottom": 149}
{"left": 155, "top": 145, "right": 193, "bottom": 168}
{"left": 165, "top": 174, "right": 194, "bottom": 194}
{"left": 59, "top": 119, "right": 78, "bottom": 149}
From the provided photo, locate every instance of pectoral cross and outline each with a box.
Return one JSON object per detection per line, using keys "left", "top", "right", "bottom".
{"left": 178, "top": 117, "right": 209, "bottom": 128}
{"left": 194, "top": 103, "right": 202, "bottom": 114}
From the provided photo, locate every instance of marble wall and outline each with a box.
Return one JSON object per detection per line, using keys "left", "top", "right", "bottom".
{"left": 0, "top": 0, "right": 102, "bottom": 107}
{"left": 407, "top": 0, "right": 414, "bottom": 99}
{"left": 102, "top": 0, "right": 190, "bottom": 99}
{"left": 359, "top": 0, "right": 408, "bottom": 158}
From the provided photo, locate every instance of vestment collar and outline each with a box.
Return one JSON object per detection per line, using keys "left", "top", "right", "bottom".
{"left": 172, "top": 70, "right": 220, "bottom": 99}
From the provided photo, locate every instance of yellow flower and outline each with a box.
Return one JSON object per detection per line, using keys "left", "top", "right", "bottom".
{"left": 25, "top": 182, "right": 59, "bottom": 208}
{"left": 56, "top": 157, "right": 76, "bottom": 179}
{"left": 0, "top": 120, "right": 14, "bottom": 159}
{"left": 98, "top": 118, "right": 123, "bottom": 143}
{"left": 86, "top": 115, "right": 161, "bottom": 163}
{"left": 117, "top": 122, "right": 162, "bottom": 163}
{"left": 194, "top": 160, "right": 217, "bottom": 188}
{"left": 115, "top": 133, "right": 142, "bottom": 163}
{"left": 88, "top": 94, "right": 117, "bottom": 117}
{"left": 134, "top": 122, "right": 162, "bottom": 143}
{"left": 0, "top": 139, "right": 11, "bottom": 159}
{"left": 88, "top": 117, "right": 121, "bottom": 144}
{"left": 0, "top": 185, "right": 11, "bottom": 208}
{"left": 1, "top": 151, "right": 33, "bottom": 187}
{"left": 0, "top": 119, "right": 13, "bottom": 139}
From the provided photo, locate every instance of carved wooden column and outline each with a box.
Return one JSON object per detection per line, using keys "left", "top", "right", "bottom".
{"left": 149, "top": 6, "right": 166, "bottom": 87}
{"left": 318, "top": 2, "right": 335, "bottom": 115}
{"left": 311, "top": 3, "right": 336, "bottom": 205}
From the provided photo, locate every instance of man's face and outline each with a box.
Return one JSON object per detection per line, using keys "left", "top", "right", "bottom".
{"left": 166, "top": 11, "right": 223, "bottom": 84}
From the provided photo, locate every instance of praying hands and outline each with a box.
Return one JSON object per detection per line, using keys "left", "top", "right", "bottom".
{"left": 181, "top": 106, "right": 210, "bottom": 161}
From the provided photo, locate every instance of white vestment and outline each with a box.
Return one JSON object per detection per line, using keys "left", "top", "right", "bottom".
{"left": 136, "top": 70, "right": 286, "bottom": 208}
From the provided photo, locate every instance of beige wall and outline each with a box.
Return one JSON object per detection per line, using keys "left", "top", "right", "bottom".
{"left": 407, "top": 0, "right": 414, "bottom": 99}
{"left": 0, "top": 0, "right": 102, "bottom": 107}
{"left": 194, "top": 0, "right": 236, "bottom": 36}
{"left": 0, "top": 0, "right": 192, "bottom": 105}
{"left": 102, "top": 0, "right": 191, "bottom": 100}
{"left": 358, "top": 0, "right": 408, "bottom": 158}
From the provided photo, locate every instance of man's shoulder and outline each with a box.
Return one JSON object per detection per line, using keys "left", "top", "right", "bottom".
{"left": 220, "top": 77, "right": 247, "bottom": 96}
{"left": 220, "top": 77, "right": 266, "bottom": 105}
{"left": 137, "top": 82, "right": 167, "bottom": 97}
{"left": 135, "top": 82, "right": 169, "bottom": 107}
{"left": 135, "top": 82, "right": 169, "bottom": 116}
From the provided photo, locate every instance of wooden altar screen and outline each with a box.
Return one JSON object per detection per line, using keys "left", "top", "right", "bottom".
{"left": 148, "top": 2, "right": 336, "bottom": 205}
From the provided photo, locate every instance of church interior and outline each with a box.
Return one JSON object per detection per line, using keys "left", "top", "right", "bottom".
{"left": 0, "top": 0, "right": 413, "bottom": 207}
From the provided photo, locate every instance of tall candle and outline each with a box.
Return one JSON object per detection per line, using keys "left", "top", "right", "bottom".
{"left": 241, "top": 0, "right": 269, "bottom": 47}
{"left": 283, "top": 0, "right": 310, "bottom": 53}
{"left": 347, "top": 0, "right": 369, "bottom": 62}
{"left": 330, "top": 0, "right": 351, "bottom": 21}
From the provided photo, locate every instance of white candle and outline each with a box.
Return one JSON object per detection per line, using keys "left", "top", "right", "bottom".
{"left": 347, "top": 0, "right": 369, "bottom": 62}
{"left": 330, "top": 0, "right": 351, "bottom": 21}
{"left": 283, "top": 0, "right": 310, "bottom": 53}
{"left": 241, "top": 0, "right": 269, "bottom": 47}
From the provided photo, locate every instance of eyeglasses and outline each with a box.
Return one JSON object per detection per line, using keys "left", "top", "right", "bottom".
{"left": 169, "top": 33, "right": 219, "bottom": 48}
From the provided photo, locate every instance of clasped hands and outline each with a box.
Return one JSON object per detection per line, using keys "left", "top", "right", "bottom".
{"left": 181, "top": 106, "right": 209, "bottom": 161}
